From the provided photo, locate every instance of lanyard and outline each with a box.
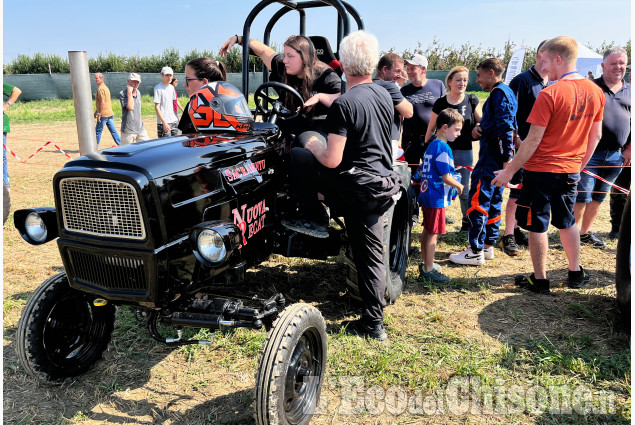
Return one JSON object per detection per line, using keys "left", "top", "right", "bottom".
{"left": 560, "top": 71, "right": 578, "bottom": 79}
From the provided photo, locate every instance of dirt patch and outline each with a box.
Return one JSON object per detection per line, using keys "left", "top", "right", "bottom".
{"left": 3, "top": 121, "right": 630, "bottom": 424}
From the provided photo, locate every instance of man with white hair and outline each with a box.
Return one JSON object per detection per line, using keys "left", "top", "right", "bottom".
{"left": 283, "top": 30, "right": 401, "bottom": 341}
{"left": 574, "top": 46, "right": 630, "bottom": 247}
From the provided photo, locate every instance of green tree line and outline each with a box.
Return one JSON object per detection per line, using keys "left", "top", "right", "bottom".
{"left": 3, "top": 40, "right": 630, "bottom": 75}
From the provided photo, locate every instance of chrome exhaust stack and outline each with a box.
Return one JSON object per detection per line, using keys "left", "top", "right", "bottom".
{"left": 68, "top": 51, "right": 97, "bottom": 156}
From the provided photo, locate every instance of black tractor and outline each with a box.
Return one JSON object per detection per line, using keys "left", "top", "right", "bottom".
{"left": 13, "top": 1, "right": 411, "bottom": 424}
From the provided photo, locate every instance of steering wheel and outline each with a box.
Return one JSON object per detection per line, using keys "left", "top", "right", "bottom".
{"left": 253, "top": 81, "right": 304, "bottom": 122}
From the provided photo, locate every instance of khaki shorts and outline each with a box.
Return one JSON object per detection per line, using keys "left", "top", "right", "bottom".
{"left": 121, "top": 130, "right": 150, "bottom": 145}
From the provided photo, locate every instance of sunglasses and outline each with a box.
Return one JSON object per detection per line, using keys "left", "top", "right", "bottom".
{"left": 184, "top": 77, "right": 204, "bottom": 86}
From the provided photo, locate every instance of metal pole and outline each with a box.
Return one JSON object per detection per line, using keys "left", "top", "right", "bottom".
{"left": 68, "top": 51, "right": 96, "bottom": 156}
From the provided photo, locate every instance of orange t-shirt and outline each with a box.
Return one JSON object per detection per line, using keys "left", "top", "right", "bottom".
{"left": 96, "top": 84, "right": 114, "bottom": 118}
{"left": 524, "top": 78, "right": 605, "bottom": 173}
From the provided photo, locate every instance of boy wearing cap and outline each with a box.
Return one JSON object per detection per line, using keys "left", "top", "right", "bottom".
{"left": 154, "top": 66, "right": 180, "bottom": 138}
{"left": 119, "top": 73, "right": 150, "bottom": 145}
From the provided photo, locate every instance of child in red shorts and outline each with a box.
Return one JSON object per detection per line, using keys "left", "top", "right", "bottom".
{"left": 412, "top": 108, "right": 464, "bottom": 283}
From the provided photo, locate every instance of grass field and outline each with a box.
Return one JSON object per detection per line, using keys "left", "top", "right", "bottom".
{"left": 2, "top": 102, "right": 630, "bottom": 424}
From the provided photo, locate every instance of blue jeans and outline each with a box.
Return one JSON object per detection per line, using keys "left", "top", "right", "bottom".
{"left": 575, "top": 149, "right": 623, "bottom": 203}
{"left": 3, "top": 133, "right": 8, "bottom": 187}
{"left": 95, "top": 115, "right": 121, "bottom": 146}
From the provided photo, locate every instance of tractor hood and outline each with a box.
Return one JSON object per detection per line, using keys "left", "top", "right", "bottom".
{"left": 61, "top": 123, "right": 279, "bottom": 181}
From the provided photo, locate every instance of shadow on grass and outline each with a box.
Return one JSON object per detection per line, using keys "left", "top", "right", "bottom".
{"left": 474, "top": 291, "right": 631, "bottom": 423}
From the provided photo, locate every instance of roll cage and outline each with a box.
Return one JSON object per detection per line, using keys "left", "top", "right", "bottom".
{"left": 240, "top": 0, "right": 365, "bottom": 94}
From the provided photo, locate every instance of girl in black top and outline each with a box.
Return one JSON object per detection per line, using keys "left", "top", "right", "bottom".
{"left": 220, "top": 34, "right": 341, "bottom": 135}
{"left": 424, "top": 66, "right": 482, "bottom": 226}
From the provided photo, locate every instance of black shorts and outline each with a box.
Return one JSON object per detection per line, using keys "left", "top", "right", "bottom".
{"left": 508, "top": 168, "right": 524, "bottom": 199}
{"left": 515, "top": 171, "right": 580, "bottom": 233}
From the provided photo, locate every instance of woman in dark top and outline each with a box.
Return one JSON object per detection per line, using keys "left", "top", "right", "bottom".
{"left": 220, "top": 34, "right": 341, "bottom": 136}
{"left": 178, "top": 57, "right": 228, "bottom": 134}
{"left": 424, "top": 66, "right": 481, "bottom": 228}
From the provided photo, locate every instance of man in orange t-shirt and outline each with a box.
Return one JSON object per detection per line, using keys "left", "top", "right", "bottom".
{"left": 94, "top": 73, "right": 121, "bottom": 146}
{"left": 492, "top": 36, "right": 604, "bottom": 295}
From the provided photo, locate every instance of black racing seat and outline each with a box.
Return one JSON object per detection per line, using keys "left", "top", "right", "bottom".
{"left": 308, "top": 36, "right": 342, "bottom": 77}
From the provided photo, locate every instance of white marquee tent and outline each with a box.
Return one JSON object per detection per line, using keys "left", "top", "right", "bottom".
{"left": 576, "top": 42, "right": 603, "bottom": 79}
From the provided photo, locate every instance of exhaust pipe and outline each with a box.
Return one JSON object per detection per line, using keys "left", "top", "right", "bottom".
{"left": 68, "top": 51, "right": 96, "bottom": 156}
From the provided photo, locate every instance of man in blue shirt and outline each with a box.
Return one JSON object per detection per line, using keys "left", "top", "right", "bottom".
{"left": 450, "top": 58, "right": 518, "bottom": 266}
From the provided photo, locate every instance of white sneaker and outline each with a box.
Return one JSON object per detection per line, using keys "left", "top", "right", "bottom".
{"left": 449, "top": 248, "right": 485, "bottom": 266}
{"left": 484, "top": 246, "right": 495, "bottom": 260}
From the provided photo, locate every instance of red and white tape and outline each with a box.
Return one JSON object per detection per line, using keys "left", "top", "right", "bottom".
{"left": 582, "top": 168, "right": 630, "bottom": 195}
{"left": 4, "top": 140, "right": 72, "bottom": 163}
{"left": 3, "top": 143, "right": 22, "bottom": 162}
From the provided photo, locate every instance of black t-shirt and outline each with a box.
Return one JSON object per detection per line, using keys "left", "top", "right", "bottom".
{"left": 400, "top": 79, "right": 446, "bottom": 137}
{"left": 323, "top": 82, "right": 394, "bottom": 175}
{"left": 509, "top": 66, "right": 546, "bottom": 139}
{"left": 373, "top": 78, "right": 405, "bottom": 141}
{"left": 431, "top": 94, "right": 478, "bottom": 151}
{"left": 178, "top": 102, "right": 195, "bottom": 133}
{"left": 269, "top": 54, "right": 341, "bottom": 118}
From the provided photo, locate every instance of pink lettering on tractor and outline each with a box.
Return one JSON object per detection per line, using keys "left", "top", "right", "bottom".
{"left": 231, "top": 199, "right": 267, "bottom": 246}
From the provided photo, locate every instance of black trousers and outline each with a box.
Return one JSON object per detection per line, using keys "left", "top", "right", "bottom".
{"left": 287, "top": 147, "right": 387, "bottom": 324}
{"left": 609, "top": 165, "right": 631, "bottom": 231}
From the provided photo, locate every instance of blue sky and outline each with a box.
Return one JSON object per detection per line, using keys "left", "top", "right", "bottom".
{"left": 3, "top": 0, "right": 632, "bottom": 64}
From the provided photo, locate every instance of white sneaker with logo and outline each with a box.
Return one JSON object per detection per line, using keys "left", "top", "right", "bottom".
{"left": 449, "top": 248, "right": 485, "bottom": 266}
{"left": 484, "top": 246, "right": 495, "bottom": 260}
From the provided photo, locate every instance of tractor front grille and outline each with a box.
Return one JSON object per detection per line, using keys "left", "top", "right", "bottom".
{"left": 59, "top": 177, "right": 145, "bottom": 239}
{"left": 67, "top": 248, "right": 147, "bottom": 293}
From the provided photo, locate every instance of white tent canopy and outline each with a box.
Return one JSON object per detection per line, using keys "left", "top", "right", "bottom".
{"left": 576, "top": 42, "right": 603, "bottom": 79}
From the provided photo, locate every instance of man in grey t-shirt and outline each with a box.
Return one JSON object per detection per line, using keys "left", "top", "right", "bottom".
{"left": 119, "top": 73, "right": 150, "bottom": 145}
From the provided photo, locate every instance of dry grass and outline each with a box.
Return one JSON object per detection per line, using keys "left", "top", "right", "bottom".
{"left": 3, "top": 121, "right": 630, "bottom": 424}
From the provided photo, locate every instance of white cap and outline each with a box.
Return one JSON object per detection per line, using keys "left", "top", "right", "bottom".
{"left": 161, "top": 66, "right": 174, "bottom": 75}
{"left": 128, "top": 72, "right": 141, "bottom": 81}
{"left": 404, "top": 54, "right": 428, "bottom": 68}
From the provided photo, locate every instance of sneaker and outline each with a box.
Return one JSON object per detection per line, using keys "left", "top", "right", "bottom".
{"left": 460, "top": 219, "right": 470, "bottom": 232}
{"left": 408, "top": 246, "right": 421, "bottom": 257}
{"left": 514, "top": 228, "right": 529, "bottom": 247}
{"left": 608, "top": 229, "right": 620, "bottom": 240}
{"left": 449, "top": 248, "right": 485, "bottom": 266}
{"left": 282, "top": 219, "right": 328, "bottom": 238}
{"left": 418, "top": 262, "right": 442, "bottom": 274}
{"left": 445, "top": 217, "right": 456, "bottom": 224}
{"left": 483, "top": 246, "right": 495, "bottom": 260}
{"left": 568, "top": 265, "right": 590, "bottom": 289}
{"left": 418, "top": 263, "right": 442, "bottom": 272}
{"left": 515, "top": 273, "right": 550, "bottom": 295}
{"left": 341, "top": 319, "right": 387, "bottom": 341}
{"left": 499, "top": 235, "right": 521, "bottom": 257}
{"left": 419, "top": 267, "right": 451, "bottom": 283}
{"left": 580, "top": 231, "right": 606, "bottom": 248}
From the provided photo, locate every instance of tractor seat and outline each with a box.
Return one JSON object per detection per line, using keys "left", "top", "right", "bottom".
{"left": 308, "top": 36, "right": 342, "bottom": 77}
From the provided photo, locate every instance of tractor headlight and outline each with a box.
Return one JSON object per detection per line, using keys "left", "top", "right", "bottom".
{"left": 190, "top": 222, "right": 241, "bottom": 267}
{"left": 197, "top": 229, "right": 227, "bottom": 264}
{"left": 25, "top": 212, "right": 47, "bottom": 243}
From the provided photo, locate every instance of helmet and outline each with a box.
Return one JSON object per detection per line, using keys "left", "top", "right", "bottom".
{"left": 188, "top": 81, "right": 254, "bottom": 133}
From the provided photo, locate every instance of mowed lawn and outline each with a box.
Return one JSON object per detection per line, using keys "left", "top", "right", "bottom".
{"left": 2, "top": 100, "right": 630, "bottom": 424}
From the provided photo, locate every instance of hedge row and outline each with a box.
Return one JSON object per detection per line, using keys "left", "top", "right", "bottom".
{"left": 3, "top": 40, "right": 630, "bottom": 75}
{"left": 3, "top": 47, "right": 265, "bottom": 75}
